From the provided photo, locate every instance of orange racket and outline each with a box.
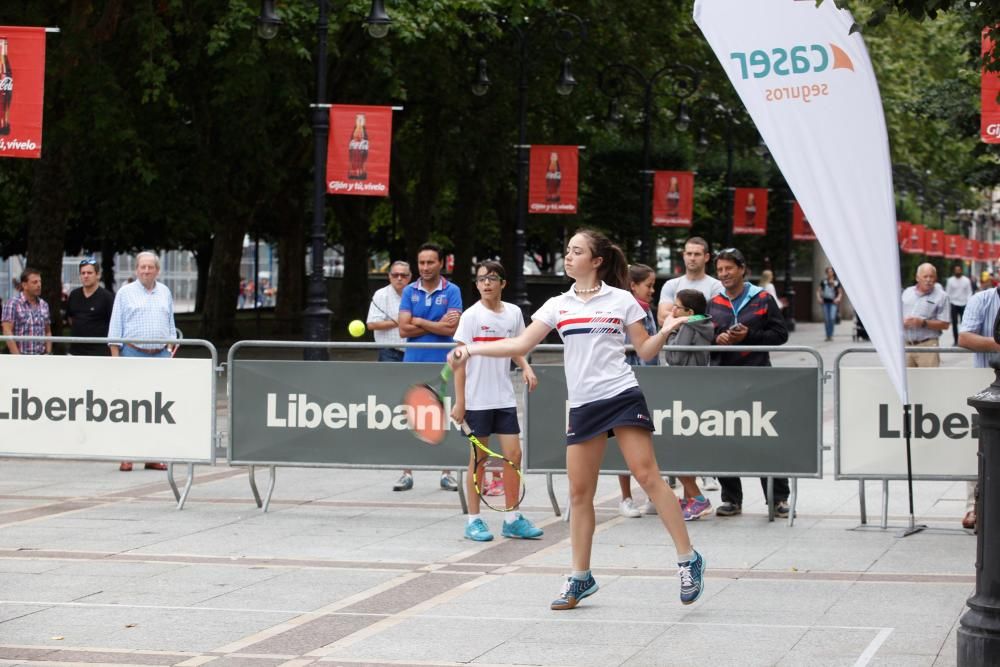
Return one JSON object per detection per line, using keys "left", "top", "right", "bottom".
{"left": 403, "top": 363, "right": 452, "bottom": 445}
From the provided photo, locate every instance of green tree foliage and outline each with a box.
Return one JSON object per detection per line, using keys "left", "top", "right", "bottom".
{"left": 0, "top": 0, "right": 992, "bottom": 340}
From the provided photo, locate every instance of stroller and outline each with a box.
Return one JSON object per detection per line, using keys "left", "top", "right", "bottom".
{"left": 852, "top": 314, "right": 870, "bottom": 342}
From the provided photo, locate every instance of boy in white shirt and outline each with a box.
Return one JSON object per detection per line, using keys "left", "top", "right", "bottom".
{"left": 451, "top": 260, "right": 541, "bottom": 542}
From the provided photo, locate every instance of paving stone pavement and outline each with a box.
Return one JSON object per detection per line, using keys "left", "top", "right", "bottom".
{"left": 0, "top": 323, "right": 981, "bottom": 666}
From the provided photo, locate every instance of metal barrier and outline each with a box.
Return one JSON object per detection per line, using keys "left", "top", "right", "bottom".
{"left": 834, "top": 347, "right": 983, "bottom": 529}
{"left": 526, "top": 344, "right": 825, "bottom": 525}
{"left": 226, "top": 340, "right": 472, "bottom": 512}
{"left": 0, "top": 334, "right": 219, "bottom": 509}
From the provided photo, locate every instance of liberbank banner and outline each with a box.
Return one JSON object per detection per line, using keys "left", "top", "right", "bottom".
{"left": 526, "top": 366, "right": 820, "bottom": 476}
{"left": 0, "top": 356, "right": 213, "bottom": 461}
{"left": 837, "top": 368, "right": 988, "bottom": 479}
{"left": 230, "top": 361, "right": 468, "bottom": 467}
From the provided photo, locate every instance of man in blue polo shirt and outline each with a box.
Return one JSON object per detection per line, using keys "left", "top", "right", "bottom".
{"left": 394, "top": 242, "right": 462, "bottom": 491}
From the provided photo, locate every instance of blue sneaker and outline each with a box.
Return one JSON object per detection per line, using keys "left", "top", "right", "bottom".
{"left": 678, "top": 550, "right": 706, "bottom": 605}
{"left": 501, "top": 515, "right": 543, "bottom": 539}
{"left": 464, "top": 518, "right": 493, "bottom": 542}
{"left": 550, "top": 574, "right": 598, "bottom": 610}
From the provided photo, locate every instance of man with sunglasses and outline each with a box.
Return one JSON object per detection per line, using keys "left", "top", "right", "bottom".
{"left": 366, "top": 261, "right": 411, "bottom": 363}
{"left": 65, "top": 259, "right": 114, "bottom": 356}
{"left": 707, "top": 247, "right": 790, "bottom": 518}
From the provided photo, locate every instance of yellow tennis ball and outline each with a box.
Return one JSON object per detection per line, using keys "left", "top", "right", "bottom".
{"left": 348, "top": 320, "right": 365, "bottom": 338}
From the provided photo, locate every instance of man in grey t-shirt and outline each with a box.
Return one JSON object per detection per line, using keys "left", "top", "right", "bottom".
{"left": 657, "top": 237, "right": 723, "bottom": 326}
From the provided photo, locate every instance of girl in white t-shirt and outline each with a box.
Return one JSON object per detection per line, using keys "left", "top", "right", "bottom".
{"left": 451, "top": 260, "right": 541, "bottom": 543}
{"left": 448, "top": 229, "right": 705, "bottom": 610}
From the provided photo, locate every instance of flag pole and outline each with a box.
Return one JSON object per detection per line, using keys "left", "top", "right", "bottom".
{"left": 898, "top": 403, "right": 927, "bottom": 537}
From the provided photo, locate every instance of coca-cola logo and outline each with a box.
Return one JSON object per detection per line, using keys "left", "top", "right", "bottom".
{"left": 349, "top": 140, "right": 369, "bottom": 150}
{"left": 0, "top": 76, "right": 11, "bottom": 92}
{"left": 545, "top": 171, "right": 561, "bottom": 179}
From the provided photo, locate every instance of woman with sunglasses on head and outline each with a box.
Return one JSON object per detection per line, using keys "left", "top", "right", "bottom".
{"left": 448, "top": 229, "right": 705, "bottom": 610}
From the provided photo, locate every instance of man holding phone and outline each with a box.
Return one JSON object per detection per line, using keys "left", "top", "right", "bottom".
{"left": 706, "top": 248, "right": 790, "bottom": 518}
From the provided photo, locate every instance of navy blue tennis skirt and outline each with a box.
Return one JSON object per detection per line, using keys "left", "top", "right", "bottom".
{"left": 465, "top": 407, "right": 520, "bottom": 438}
{"left": 565, "top": 386, "right": 654, "bottom": 445}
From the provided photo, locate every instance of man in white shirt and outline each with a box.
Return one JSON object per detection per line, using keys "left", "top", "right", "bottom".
{"left": 901, "top": 263, "right": 950, "bottom": 367}
{"left": 657, "top": 237, "right": 723, "bottom": 326}
{"left": 366, "top": 261, "right": 410, "bottom": 362}
{"left": 945, "top": 264, "right": 973, "bottom": 346}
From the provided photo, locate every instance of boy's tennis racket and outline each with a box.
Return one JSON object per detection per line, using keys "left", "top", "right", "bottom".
{"left": 402, "top": 362, "right": 526, "bottom": 511}
{"left": 464, "top": 423, "right": 526, "bottom": 512}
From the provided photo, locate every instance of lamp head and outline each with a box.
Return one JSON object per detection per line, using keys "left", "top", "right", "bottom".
{"left": 472, "top": 58, "right": 490, "bottom": 97}
{"left": 556, "top": 57, "right": 577, "bottom": 96}
{"left": 366, "top": 0, "right": 391, "bottom": 38}
{"left": 257, "top": 0, "right": 281, "bottom": 40}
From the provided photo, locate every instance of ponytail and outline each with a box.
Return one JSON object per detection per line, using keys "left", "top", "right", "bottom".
{"left": 576, "top": 228, "right": 629, "bottom": 289}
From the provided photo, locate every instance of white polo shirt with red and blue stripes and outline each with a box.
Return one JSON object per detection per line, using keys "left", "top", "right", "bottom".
{"left": 532, "top": 283, "right": 646, "bottom": 407}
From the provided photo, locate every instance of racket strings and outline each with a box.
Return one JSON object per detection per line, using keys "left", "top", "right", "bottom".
{"left": 469, "top": 438, "right": 525, "bottom": 512}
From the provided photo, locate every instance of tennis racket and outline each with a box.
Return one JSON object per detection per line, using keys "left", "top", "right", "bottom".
{"left": 402, "top": 362, "right": 526, "bottom": 511}
{"left": 402, "top": 363, "right": 453, "bottom": 444}
{"left": 464, "top": 423, "right": 526, "bottom": 512}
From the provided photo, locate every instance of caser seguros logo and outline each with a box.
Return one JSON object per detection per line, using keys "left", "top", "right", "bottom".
{"left": 730, "top": 42, "right": 855, "bottom": 103}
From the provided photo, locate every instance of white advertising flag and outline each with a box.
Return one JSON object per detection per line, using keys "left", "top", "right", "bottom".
{"left": 695, "top": 0, "right": 908, "bottom": 403}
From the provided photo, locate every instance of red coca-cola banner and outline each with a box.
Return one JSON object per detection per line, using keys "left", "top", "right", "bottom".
{"left": 897, "top": 221, "right": 913, "bottom": 252}
{"left": 792, "top": 201, "right": 816, "bottom": 241}
{"left": 0, "top": 27, "right": 46, "bottom": 159}
{"left": 326, "top": 104, "right": 393, "bottom": 197}
{"left": 977, "top": 240, "right": 990, "bottom": 261}
{"left": 944, "top": 234, "right": 962, "bottom": 260}
{"left": 903, "top": 223, "right": 925, "bottom": 254}
{"left": 983, "top": 29, "right": 1000, "bottom": 143}
{"left": 732, "top": 187, "right": 768, "bottom": 235}
{"left": 963, "top": 238, "right": 976, "bottom": 260}
{"left": 528, "top": 145, "right": 578, "bottom": 214}
{"left": 652, "top": 171, "right": 694, "bottom": 227}
{"left": 925, "top": 229, "right": 945, "bottom": 257}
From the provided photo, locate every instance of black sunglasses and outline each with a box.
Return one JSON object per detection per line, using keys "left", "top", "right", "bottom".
{"left": 716, "top": 248, "right": 746, "bottom": 267}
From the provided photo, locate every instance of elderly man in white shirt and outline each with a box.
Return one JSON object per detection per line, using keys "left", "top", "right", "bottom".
{"left": 901, "top": 263, "right": 950, "bottom": 367}
{"left": 108, "top": 251, "right": 177, "bottom": 472}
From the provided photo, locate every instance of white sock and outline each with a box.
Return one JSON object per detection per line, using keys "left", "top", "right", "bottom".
{"left": 571, "top": 570, "right": 591, "bottom": 581}
{"left": 678, "top": 550, "right": 695, "bottom": 563}
{"left": 503, "top": 512, "right": 520, "bottom": 525}
{"left": 467, "top": 514, "right": 481, "bottom": 525}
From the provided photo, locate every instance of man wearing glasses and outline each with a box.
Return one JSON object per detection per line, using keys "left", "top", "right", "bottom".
{"left": 1, "top": 268, "right": 51, "bottom": 355}
{"left": 366, "top": 260, "right": 411, "bottom": 362}
{"left": 108, "top": 251, "right": 176, "bottom": 472}
{"left": 65, "top": 259, "right": 114, "bottom": 357}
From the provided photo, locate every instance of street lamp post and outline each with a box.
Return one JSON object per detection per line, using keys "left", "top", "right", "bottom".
{"left": 258, "top": 0, "right": 390, "bottom": 360}
{"left": 472, "top": 12, "right": 586, "bottom": 315}
{"left": 598, "top": 63, "right": 699, "bottom": 267}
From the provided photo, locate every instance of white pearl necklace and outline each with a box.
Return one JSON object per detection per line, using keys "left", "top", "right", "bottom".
{"left": 573, "top": 282, "right": 602, "bottom": 295}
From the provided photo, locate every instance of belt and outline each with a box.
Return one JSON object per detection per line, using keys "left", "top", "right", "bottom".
{"left": 126, "top": 343, "right": 167, "bottom": 354}
{"left": 907, "top": 338, "right": 937, "bottom": 345}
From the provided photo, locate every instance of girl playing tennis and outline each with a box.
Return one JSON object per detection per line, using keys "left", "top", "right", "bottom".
{"left": 448, "top": 229, "right": 705, "bottom": 609}
{"left": 451, "top": 260, "right": 542, "bottom": 542}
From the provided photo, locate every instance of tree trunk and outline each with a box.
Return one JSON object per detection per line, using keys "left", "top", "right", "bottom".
{"left": 451, "top": 166, "right": 481, "bottom": 306}
{"left": 332, "top": 197, "right": 373, "bottom": 330}
{"left": 201, "top": 218, "right": 246, "bottom": 343}
{"left": 274, "top": 205, "right": 305, "bottom": 337}
{"left": 26, "top": 148, "right": 71, "bottom": 335}
{"left": 193, "top": 238, "right": 213, "bottom": 313}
